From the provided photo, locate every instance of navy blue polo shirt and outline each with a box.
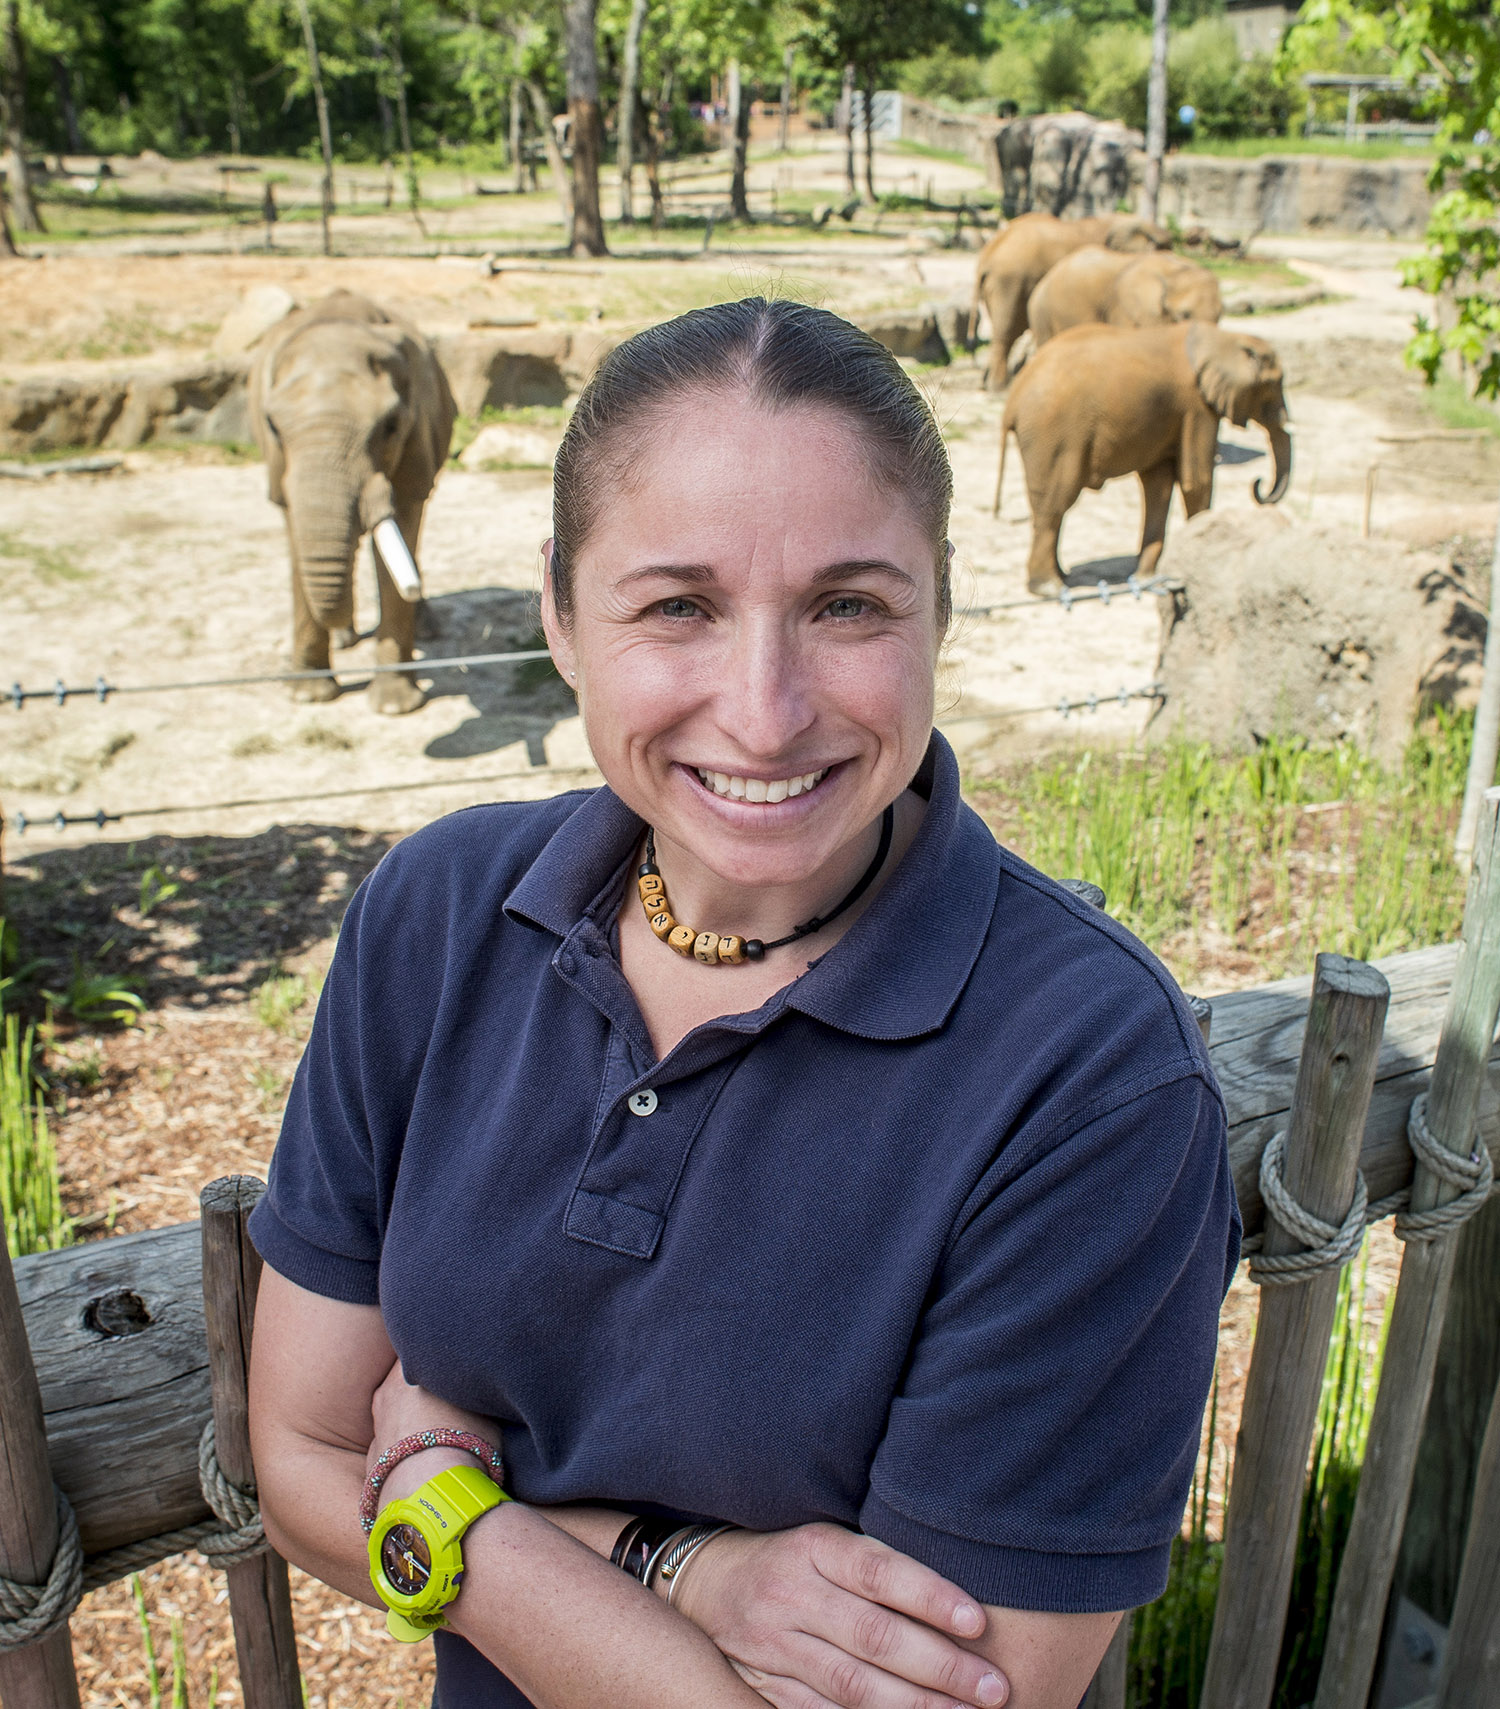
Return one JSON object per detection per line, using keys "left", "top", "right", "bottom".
{"left": 250, "top": 733, "right": 1239, "bottom": 1707}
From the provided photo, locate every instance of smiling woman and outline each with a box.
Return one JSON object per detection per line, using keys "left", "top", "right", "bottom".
{"left": 245, "top": 298, "right": 1241, "bottom": 1709}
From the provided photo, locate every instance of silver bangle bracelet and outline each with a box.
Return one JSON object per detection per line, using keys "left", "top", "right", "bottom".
{"left": 643, "top": 1526, "right": 699, "bottom": 1591}
{"left": 660, "top": 1523, "right": 738, "bottom": 1606}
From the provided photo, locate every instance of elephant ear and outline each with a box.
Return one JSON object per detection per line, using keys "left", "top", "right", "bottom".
{"left": 248, "top": 331, "right": 289, "bottom": 506}
{"left": 1189, "top": 323, "right": 1266, "bottom": 425}
{"left": 391, "top": 330, "right": 457, "bottom": 500}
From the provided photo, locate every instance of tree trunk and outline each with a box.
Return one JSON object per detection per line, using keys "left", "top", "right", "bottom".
{"left": 292, "top": 0, "right": 334, "bottom": 254}
{"left": 510, "top": 77, "right": 524, "bottom": 192}
{"left": 51, "top": 55, "right": 81, "bottom": 155}
{"left": 779, "top": 44, "right": 793, "bottom": 154}
{"left": 729, "top": 60, "right": 751, "bottom": 222}
{"left": 841, "top": 62, "right": 856, "bottom": 199}
{"left": 0, "top": 184, "right": 18, "bottom": 255}
{"left": 862, "top": 65, "right": 877, "bottom": 203}
{"left": 1, "top": 0, "right": 42, "bottom": 232}
{"left": 524, "top": 77, "right": 571, "bottom": 227}
{"left": 388, "top": 0, "right": 422, "bottom": 227}
{"left": 1142, "top": 0, "right": 1168, "bottom": 222}
{"left": 617, "top": 0, "right": 647, "bottom": 222}
{"left": 564, "top": 0, "right": 606, "bottom": 255}
{"left": 643, "top": 96, "right": 663, "bottom": 231}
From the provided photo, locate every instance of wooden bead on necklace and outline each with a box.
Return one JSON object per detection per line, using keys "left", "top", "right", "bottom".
{"left": 636, "top": 806, "right": 894, "bottom": 966}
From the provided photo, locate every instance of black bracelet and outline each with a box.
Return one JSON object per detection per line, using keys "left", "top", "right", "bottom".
{"left": 610, "top": 1515, "right": 684, "bottom": 1583}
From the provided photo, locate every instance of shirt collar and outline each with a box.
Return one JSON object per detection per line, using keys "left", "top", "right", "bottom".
{"left": 504, "top": 731, "right": 1000, "bottom": 1043}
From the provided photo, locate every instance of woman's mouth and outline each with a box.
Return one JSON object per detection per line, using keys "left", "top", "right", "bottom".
{"left": 693, "top": 766, "right": 829, "bottom": 803}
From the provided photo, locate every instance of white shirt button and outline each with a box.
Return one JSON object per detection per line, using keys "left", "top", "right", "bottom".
{"left": 628, "top": 1088, "right": 659, "bottom": 1117}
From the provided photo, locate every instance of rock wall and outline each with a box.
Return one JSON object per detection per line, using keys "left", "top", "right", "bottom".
{"left": 1154, "top": 152, "right": 1436, "bottom": 238}
{"left": 0, "top": 325, "right": 620, "bottom": 457}
{"left": 895, "top": 94, "right": 1435, "bottom": 235}
{"left": 1151, "top": 509, "right": 1484, "bottom": 764}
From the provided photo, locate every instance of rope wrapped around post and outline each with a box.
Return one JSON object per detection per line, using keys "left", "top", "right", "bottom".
{"left": 0, "top": 1418, "right": 267, "bottom": 1653}
{"left": 1241, "top": 1093, "right": 1495, "bottom": 1282}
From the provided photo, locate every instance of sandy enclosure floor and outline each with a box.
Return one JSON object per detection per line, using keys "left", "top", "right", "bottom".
{"left": 0, "top": 202, "right": 1495, "bottom": 1706}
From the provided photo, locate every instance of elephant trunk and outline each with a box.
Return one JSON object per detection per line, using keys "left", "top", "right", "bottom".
{"left": 286, "top": 458, "right": 360, "bottom": 630}
{"left": 1254, "top": 412, "right": 1292, "bottom": 506}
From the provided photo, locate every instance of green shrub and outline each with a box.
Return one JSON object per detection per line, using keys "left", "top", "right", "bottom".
{"left": 897, "top": 46, "right": 991, "bottom": 106}
{"left": 1, "top": 1013, "right": 73, "bottom": 1257}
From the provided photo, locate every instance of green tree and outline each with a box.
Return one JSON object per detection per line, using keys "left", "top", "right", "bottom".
{"left": 1288, "top": 0, "right": 1500, "bottom": 399}
{"left": 794, "top": 0, "right": 979, "bottom": 198}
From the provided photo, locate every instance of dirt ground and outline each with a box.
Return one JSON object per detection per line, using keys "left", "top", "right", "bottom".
{"left": 2, "top": 134, "right": 1496, "bottom": 1707}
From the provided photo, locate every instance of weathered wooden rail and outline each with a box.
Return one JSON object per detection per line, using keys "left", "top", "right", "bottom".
{"left": 4, "top": 864, "right": 1500, "bottom": 1705}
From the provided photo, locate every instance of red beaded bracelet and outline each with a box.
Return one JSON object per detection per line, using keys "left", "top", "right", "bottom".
{"left": 360, "top": 1429, "right": 505, "bottom": 1534}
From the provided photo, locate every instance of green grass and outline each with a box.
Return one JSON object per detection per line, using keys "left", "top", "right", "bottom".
{"left": 969, "top": 712, "right": 1473, "bottom": 987}
{"left": 888, "top": 137, "right": 977, "bottom": 168}
{"left": 0, "top": 531, "right": 92, "bottom": 586}
{"left": 1425, "top": 373, "right": 1500, "bottom": 437}
{"left": 254, "top": 969, "right": 314, "bottom": 1035}
{"left": 1127, "top": 1250, "right": 1386, "bottom": 1707}
{"left": 1180, "top": 135, "right": 1432, "bottom": 159}
{"left": 1, "top": 1011, "right": 73, "bottom": 1257}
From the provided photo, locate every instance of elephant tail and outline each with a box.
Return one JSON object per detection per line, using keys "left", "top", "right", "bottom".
{"left": 993, "top": 408, "right": 1014, "bottom": 518}
{"left": 966, "top": 273, "right": 981, "bottom": 353}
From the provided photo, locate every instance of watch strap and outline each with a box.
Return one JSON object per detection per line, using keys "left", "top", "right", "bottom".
{"left": 419, "top": 1462, "right": 508, "bottom": 1529}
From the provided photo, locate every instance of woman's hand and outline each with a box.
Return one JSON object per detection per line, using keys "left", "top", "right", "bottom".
{"left": 669, "top": 1524, "right": 1010, "bottom": 1709}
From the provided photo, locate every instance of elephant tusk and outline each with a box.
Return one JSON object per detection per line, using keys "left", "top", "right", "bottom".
{"left": 373, "top": 517, "right": 423, "bottom": 603}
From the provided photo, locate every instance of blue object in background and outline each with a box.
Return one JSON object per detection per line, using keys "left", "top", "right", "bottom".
{"left": 1178, "top": 104, "right": 1197, "bottom": 127}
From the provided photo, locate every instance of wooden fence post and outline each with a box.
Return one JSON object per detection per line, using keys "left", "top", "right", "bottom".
{"left": 200, "top": 1176, "right": 301, "bottom": 1709}
{"left": 1198, "top": 954, "right": 1389, "bottom": 1709}
{"left": 1082, "top": 992, "right": 1213, "bottom": 1709}
{"left": 1314, "top": 788, "right": 1500, "bottom": 1709}
{"left": 1437, "top": 1368, "right": 1500, "bottom": 1706}
{"left": 0, "top": 1217, "right": 81, "bottom": 1709}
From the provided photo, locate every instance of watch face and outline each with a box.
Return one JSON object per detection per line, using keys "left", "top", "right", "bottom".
{"left": 380, "top": 1523, "right": 433, "bottom": 1597}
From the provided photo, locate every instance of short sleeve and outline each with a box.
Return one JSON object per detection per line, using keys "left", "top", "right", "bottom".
{"left": 859, "top": 1073, "right": 1238, "bottom": 1613}
{"left": 247, "top": 861, "right": 428, "bottom": 1305}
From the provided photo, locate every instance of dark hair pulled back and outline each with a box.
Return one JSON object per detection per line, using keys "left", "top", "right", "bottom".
{"left": 550, "top": 297, "right": 953, "bottom": 626}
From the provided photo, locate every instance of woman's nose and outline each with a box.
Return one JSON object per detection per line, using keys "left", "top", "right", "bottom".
{"left": 712, "top": 629, "right": 815, "bottom": 760}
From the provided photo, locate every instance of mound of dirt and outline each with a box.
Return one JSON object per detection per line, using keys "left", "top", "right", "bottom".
{"left": 1151, "top": 509, "right": 1486, "bottom": 763}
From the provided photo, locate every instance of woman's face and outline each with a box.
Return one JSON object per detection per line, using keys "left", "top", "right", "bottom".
{"left": 543, "top": 392, "right": 942, "bottom": 892}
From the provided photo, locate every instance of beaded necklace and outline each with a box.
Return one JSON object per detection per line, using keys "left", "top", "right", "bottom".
{"left": 636, "top": 804, "right": 895, "bottom": 965}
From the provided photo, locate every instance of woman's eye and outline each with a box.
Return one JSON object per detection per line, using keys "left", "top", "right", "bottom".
{"left": 823, "top": 595, "right": 873, "bottom": 621}
{"left": 657, "top": 597, "right": 702, "bottom": 620}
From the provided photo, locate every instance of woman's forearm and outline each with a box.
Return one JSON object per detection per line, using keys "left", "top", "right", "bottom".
{"left": 258, "top": 1438, "right": 761, "bottom": 1709}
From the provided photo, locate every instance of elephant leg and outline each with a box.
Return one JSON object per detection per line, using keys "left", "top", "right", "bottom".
{"left": 288, "top": 532, "right": 338, "bottom": 703}
{"left": 1136, "top": 463, "right": 1174, "bottom": 580}
{"left": 368, "top": 507, "right": 424, "bottom": 716}
{"left": 1025, "top": 476, "right": 1070, "bottom": 597}
{"left": 985, "top": 286, "right": 1028, "bottom": 392}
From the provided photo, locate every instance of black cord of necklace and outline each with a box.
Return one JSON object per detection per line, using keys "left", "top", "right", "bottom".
{"left": 643, "top": 803, "right": 895, "bottom": 955}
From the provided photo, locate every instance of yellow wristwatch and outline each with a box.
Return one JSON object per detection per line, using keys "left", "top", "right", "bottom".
{"left": 367, "top": 1463, "right": 507, "bottom": 1642}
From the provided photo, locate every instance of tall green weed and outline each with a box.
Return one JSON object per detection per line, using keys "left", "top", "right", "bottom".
{"left": 1, "top": 1012, "right": 73, "bottom": 1257}
{"left": 972, "top": 713, "right": 1473, "bottom": 983}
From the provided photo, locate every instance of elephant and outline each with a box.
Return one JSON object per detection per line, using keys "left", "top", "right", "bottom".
{"left": 249, "top": 290, "right": 456, "bottom": 714}
{"left": 1028, "top": 247, "right": 1223, "bottom": 347}
{"left": 993, "top": 113, "right": 1143, "bottom": 221}
{"left": 995, "top": 320, "right": 1292, "bottom": 595}
{"left": 969, "top": 211, "right": 1171, "bottom": 391}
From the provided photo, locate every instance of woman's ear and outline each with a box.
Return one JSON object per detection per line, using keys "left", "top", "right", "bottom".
{"left": 540, "top": 540, "right": 579, "bottom": 690}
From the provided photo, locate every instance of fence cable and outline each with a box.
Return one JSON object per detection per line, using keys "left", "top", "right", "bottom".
{"left": 955, "top": 576, "right": 1180, "bottom": 620}
{"left": 11, "top": 684, "right": 1166, "bottom": 835}
{"left": 6, "top": 647, "right": 555, "bottom": 710}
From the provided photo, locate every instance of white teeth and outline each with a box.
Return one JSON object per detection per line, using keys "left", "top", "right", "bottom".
{"left": 695, "top": 766, "right": 829, "bottom": 801}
